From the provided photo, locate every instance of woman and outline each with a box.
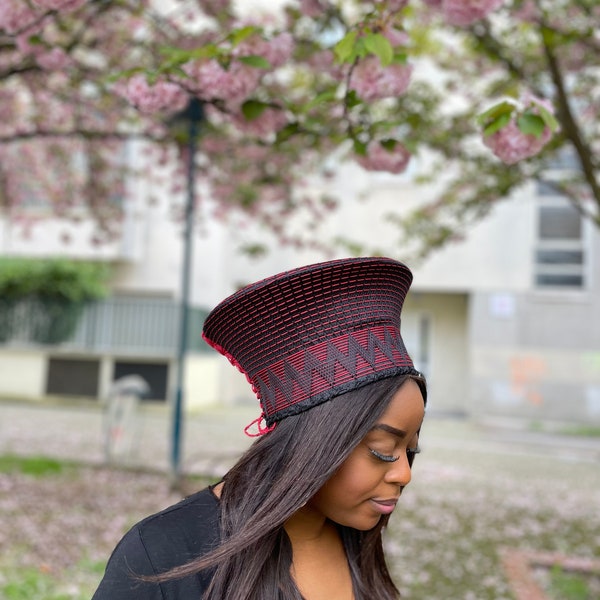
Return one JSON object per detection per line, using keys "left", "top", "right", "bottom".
{"left": 92, "top": 257, "right": 427, "bottom": 600}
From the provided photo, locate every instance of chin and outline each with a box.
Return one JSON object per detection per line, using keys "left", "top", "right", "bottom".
{"left": 336, "top": 516, "right": 383, "bottom": 532}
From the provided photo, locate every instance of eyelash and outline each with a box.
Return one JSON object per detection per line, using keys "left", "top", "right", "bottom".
{"left": 370, "top": 447, "right": 421, "bottom": 463}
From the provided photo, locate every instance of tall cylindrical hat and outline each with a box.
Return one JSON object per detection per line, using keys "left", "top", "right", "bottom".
{"left": 202, "top": 257, "right": 419, "bottom": 429}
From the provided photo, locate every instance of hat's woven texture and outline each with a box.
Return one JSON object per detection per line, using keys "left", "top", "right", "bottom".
{"left": 202, "top": 257, "right": 417, "bottom": 426}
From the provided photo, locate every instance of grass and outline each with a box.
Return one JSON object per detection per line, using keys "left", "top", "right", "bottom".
{"left": 529, "top": 421, "right": 600, "bottom": 438}
{"left": 559, "top": 426, "right": 600, "bottom": 438}
{"left": 0, "top": 560, "right": 105, "bottom": 600}
{"left": 0, "top": 567, "right": 74, "bottom": 600}
{"left": 546, "top": 566, "right": 600, "bottom": 600}
{"left": 0, "top": 454, "right": 67, "bottom": 477}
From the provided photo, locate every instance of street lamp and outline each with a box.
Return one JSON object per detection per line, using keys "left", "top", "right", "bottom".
{"left": 167, "top": 98, "right": 204, "bottom": 488}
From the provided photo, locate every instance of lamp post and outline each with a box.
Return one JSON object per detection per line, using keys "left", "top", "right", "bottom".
{"left": 168, "top": 98, "right": 204, "bottom": 488}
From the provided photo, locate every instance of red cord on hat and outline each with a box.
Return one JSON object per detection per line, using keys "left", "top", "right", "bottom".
{"left": 244, "top": 413, "right": 276, "bottom": 437}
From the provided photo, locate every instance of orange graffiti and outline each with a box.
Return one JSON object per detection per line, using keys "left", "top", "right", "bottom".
{"left": 510, "top": 356, "right": 546, "bottom": 406}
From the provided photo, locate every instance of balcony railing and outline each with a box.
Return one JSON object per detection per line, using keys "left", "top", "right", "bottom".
{"left": 0, "top": 296, "right": 210, "bottom": 356}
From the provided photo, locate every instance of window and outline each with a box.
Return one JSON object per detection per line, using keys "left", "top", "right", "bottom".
{"left": 113, "top": 361, "right": 168, "bottom": 401}
{"left": 534, "top": 147, "right": 586, "bottom": 290}
{"left": 534, "top": 195, "right": 585, "bottom": 288}
{"left": 46, "top": 357, "right": 100, "bottom": 397}
{"left": 402, "top": 313, "right": 431, "bottom": 379}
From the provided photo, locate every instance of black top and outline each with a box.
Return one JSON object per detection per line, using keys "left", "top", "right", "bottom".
{"left": 92, "top": 487, "right": 221, "bottom": 600}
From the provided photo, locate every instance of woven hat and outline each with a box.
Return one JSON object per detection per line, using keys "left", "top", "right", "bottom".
{"left": 202, "top": 257, "right": 419, "bottom": 432}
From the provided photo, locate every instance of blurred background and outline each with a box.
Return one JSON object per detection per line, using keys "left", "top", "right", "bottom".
{"left": 1, "top": 0, "right": 599, "bottom": 599}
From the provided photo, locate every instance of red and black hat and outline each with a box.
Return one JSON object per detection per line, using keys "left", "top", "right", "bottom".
{"left": 202, "top": 257, "right": 419, "bottom": 431}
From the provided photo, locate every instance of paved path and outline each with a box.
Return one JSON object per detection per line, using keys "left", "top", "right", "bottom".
{"left": 1, "top": 398, "right": 599, "bottom": 478}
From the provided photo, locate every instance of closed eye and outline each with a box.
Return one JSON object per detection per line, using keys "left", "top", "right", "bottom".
{"left": 369, "top": 449, "right": 399, "bottom": 463}
{"left": 407, "top": 445, "right": 421, "bottom": 467}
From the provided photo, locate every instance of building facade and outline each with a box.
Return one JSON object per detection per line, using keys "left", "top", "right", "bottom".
{"left": 0, "top": 146, "right": 598, "bottom": 427}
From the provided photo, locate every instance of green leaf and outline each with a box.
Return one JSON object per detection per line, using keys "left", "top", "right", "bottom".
{"left": 345, "top": 89, "right": 362, "bottom": 109}
{"left": 187, "top": 44, "right": 220, "bottom": 61}
{"left": 538, "top": 106, "right": 559, "bottom": 131}
{"left": 275, "top": 122, "right": 300, "bottom": 143}
{"left": 391, "top": 50, "right": 408, "bottom": 65}
{"left": 334, "top": 30, "right": 358, "bottom": 63}
{"left": 237, "top": 55, "right": 271, "bottom": 69}
{"left": 146, "top": 70, "right": 159, "bottom": 85}
{"left": 380, "top": 139, "right": 397, "bottom": 151}
{"left": 517, "top": 113, "right": 546, "bottom": 138}
{"left": 353, "top": 139, "right": 368, "bottom": 156}
{"left": 363, "top": 33, "right": 394, "bottom": 66}
{"left": 26, "top": 34, "right": 43, "bottom": 46}
{"left": 352, "top": 37, "right": 369, "bottom": 60}
{"left": 304, "top": 89, "right": 338, "bottom": 111}
{"left": 229, "top": 26, "right": 261, "bottom": 47}
{"left": 104, "top": 67, "right": 145, "bottom": 83}
{"left": 482, "top": 112, "right": 511, "bottom": 137}
{"left": 159, "top": 44, "right": 220, "bottom": 67}
{"left": 241, "top": 100, "right": 269, "bottom": 120}
{"left": 477, "top": 101, "right": 516, "bottom": 126}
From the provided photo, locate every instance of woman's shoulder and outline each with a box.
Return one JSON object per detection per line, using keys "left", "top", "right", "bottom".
{"left": 135, "top": 485, "right": 221, "bottom": 558}
{"left": 138, "top": 485, "right": 220, "bottom": 526}
{"left": 92, "top": 487, "right": 221, "bottom": 599}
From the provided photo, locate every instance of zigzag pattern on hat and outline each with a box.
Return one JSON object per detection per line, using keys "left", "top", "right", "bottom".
{"left": 255, "top": 326, "right": 412, "bottom": 416}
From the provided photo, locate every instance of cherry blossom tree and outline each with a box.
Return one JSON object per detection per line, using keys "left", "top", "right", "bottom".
{"left": 0, "top": 0, "right": 596, "bottom": 257}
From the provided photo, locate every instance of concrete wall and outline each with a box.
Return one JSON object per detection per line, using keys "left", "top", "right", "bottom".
{"left": 404, "top": 292, "right": 469, "bottom": 417}
{"left": 469, "top": 287, "right": 600, "bottom": 424}
{"left": 0, "top": 346, "right": 224, "bottom": 413}
{"left": 0, "top": 350, "right": 46, "bottom": 398}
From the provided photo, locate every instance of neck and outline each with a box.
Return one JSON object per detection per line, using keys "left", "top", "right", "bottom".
{"left": 284, "top": 505, "right": 336, "bottom": 545}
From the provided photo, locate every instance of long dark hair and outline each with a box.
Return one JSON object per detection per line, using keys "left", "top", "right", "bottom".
{"left": 158, "top": 373, "right": 426, "bottom": 599}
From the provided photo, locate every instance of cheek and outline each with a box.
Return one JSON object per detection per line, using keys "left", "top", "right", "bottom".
{"left": 319, "top": 455, "right": 378, "bottom": 503}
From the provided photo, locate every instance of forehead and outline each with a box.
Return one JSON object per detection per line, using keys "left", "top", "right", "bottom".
{"left": 374, "top": 379, "right": 425, "bottom": 435}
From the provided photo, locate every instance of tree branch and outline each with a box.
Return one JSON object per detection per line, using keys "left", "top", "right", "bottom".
{"left": 540, "top": 24, "right": 600, "bottom": 214}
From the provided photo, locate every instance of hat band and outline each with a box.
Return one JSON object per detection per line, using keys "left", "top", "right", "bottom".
{"left": 254, "top": 325, "right": 414, "bottom": 423}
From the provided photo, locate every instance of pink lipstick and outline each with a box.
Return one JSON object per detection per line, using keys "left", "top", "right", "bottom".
{"left": 370, "top": 498, "right": 398, "bottom": 515}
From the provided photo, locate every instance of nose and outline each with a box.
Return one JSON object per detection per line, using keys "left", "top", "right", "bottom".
{"left": 384, "top": 452, "right": 412, "bottom": 488}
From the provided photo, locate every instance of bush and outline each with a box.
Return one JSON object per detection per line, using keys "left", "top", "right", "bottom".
{"left": 0, "top": 258, "right": 110, "bottom": 302}
{"left": 0, "top": 259, "right": 111, "bottom": 344}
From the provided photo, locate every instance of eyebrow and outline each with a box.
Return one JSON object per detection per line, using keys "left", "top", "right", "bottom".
{"left": 372, "top": 424, "right": 408, "bottom": 439}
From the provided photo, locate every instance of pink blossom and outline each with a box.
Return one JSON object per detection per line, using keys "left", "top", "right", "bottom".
{"left": 382, "top": 25, "right": 410, "bottom": 48}
{"left": 513, "top": 0, "right": 539, "bottom": 21}
{"left": 116, "top": 75, "right": 189, "bottom": 114}
{"left": 484, "top": 120, "right": 552, "bottom": 164}
{"left": 267, "top": 32, "right": 295, "bottom": 68}
{"left": 350, "top": 57, "right": 412, "bottom": 101}
{"left": 35, "top": 47, "right": 71, "bottom": 70}
{"left": 0, "top": 0, "right": 36, "bottom": 34}
{"left": 31, "top": 0, "right": 85, "bottom": 10}
{"left": 235, "top": 32, "right": 294, "bottom": 69}
{"left": 521, "top": 93, "right": 554, "bottom": 116}
{"left": 380, "top": 0, "right": 410, "bottom": 12}
{"left": 200, "top": 0, "right": 232, "bottom": 17}
{"left": 423, "top": 0, "right": 504, "bottom": 26}
{"left": 186, "top": 60, "right": 262, "bottom": 107}
{"left": 484, "top": 94, "right": 556, "bottom": 164}
{"left": 307, "top": 50, "right": 343, "bottom": 78}
{"left": 299, "top": 0, "right": 325, "bottom": 18}
{"left": 232, "top": 107, "right": 288, "bottom": 139}
{"left": 0, "top": 0, "right": 83, "bottom": 35}
{"left": 355, "top": 141, "right": 411, "bottom": 174}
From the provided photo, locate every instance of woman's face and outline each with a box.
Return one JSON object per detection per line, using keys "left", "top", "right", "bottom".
{"left": 307, "top": 379, "right": 425, "bottom": 531}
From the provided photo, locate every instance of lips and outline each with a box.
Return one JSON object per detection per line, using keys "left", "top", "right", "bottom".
{"left": 370, "top": 498, "right": 399, "bottom": 515}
